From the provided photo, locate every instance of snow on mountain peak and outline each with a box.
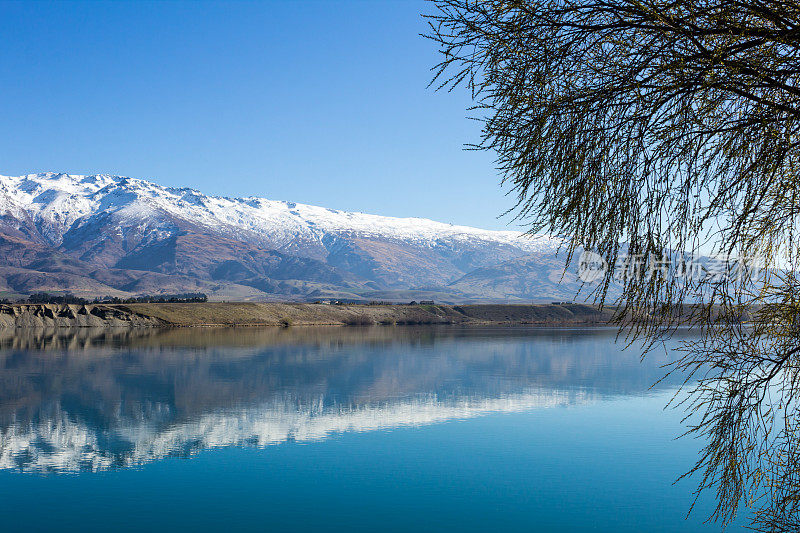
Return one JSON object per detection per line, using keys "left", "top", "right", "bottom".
{"left": 0, "top": 172, "right": 560, "bottom": 253}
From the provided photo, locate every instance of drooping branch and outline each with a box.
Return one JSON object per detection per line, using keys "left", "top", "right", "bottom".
{"left": 427, "top": 1, "right": 800, "bottom": 529}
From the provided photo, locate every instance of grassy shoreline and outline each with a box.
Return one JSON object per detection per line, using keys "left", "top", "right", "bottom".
{"left": 0, "top": 302, "right": 616, "bottom": 328}
{"left": 118, "top": 302, "right": 615, "bottom": 327}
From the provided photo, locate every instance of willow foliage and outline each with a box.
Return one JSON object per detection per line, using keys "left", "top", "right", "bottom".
{"left": 427, "top": 1, "right": 800, "bottom": 530}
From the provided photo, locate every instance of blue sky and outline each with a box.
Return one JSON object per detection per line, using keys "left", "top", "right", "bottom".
{"left": 0, "top": 0, "right": 525, "bottom": 231}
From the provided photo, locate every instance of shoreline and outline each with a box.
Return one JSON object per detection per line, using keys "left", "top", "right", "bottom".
{"left": 0, "top": 302, "right": 616, "bottom": 329}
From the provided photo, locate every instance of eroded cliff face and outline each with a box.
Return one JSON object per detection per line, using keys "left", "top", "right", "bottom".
{"left": 0, "top": 304, "right": 166, "bottom": 328}
{"left": 0, "top": 302, "right": 614, "bottom": 329}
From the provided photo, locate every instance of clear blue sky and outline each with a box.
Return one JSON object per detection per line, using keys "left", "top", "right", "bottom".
{"left": 0, "top": 0, "right": 526, "bottom": 231}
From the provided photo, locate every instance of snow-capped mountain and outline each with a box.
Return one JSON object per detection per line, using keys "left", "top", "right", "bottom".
{"left": 0, "top": 172, "right": 576, "bottom": 301}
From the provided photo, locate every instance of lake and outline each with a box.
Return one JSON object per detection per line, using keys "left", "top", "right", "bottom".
{"left": 0, "top": 326, "right": 746, "bottom": 531}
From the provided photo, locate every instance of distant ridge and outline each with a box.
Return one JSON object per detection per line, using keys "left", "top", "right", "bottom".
{"left": 0, "top": 172, "right": 585, "bottom": 302}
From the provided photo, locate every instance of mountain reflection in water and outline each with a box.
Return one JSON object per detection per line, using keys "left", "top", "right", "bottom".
{"left": 0, "top": 327, "right": 681, "bottom": 473}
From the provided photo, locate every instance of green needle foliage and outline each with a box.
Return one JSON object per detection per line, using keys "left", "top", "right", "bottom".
{"left": 427, "top": 1, "right": 800, "bottom": 530}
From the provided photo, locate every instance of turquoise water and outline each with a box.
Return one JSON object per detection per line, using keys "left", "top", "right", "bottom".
{"left": 0, "top": 327, "right": 745, "bottom": 531}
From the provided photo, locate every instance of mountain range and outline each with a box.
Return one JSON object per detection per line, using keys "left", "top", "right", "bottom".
{"left": 0, "top": 172, "right": 585, "bottom": 302}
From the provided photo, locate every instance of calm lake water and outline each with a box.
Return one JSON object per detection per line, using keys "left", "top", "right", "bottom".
{"left": 0, "top": 327, "right": 746, "bottom": 532}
